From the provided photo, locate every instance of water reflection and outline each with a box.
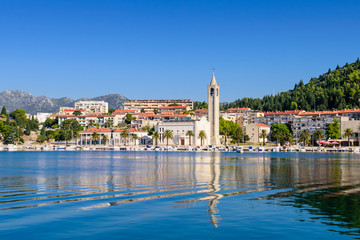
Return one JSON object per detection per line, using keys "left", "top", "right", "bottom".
{"left": 1, "top": 152, "right": 360, "bottom": 236}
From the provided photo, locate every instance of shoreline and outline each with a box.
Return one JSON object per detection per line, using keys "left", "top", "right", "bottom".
{"left": 0, "top": 144, "right": 359, "bottom": 153}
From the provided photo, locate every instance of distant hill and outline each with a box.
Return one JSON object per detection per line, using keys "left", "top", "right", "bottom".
{"left": 0, "top": 90, "right": 128, "bottom": 114}
{"left": 222, "top": 58, "right": 360, "bottom": 112}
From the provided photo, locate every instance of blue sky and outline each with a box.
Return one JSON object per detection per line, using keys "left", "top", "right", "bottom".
{"left": 0, "top": 0, "right": 359, "bottom": 102}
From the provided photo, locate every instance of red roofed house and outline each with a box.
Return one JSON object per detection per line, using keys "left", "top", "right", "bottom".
{"left": 245, "top": 123, "right": 270, "bottom": 144}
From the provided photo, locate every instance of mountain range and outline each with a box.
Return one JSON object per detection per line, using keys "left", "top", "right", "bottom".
{"left": 0, "top": 90, "right": 128, "bottom": 114}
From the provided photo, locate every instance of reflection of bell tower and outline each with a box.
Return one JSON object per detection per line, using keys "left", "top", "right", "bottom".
{"left": 208, "top": 73, "right": 220, "bottom": 145}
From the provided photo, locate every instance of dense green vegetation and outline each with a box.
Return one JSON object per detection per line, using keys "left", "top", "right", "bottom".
{"left": 219, "top": 118, "right": 249, "bottom": 144}
{"left": 222, "top": 58, "right": 360, "bottom": 111}
{"left": 194, "top": 101, "right": 208, "bottom": 110}
{"left": 0, "top": 108, "right": 39, "bottom": 144}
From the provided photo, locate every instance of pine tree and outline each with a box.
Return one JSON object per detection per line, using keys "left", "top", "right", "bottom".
{"left": 1, "top": 106, "right": 7, "bottom": 116}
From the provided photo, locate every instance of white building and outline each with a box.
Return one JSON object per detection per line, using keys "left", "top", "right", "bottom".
{"left": 124, "top": 99, "right": 193, "bottom": 112}
{"left": 33, "top": 113, "right": 52, "bottom": 123}
{"left": 78, "top": 127, "right": 148, "bottom": 146}
{"left": 155, "top": 117, "right": 210, "bottom": 146}
{"left": 75, "top": 101, "right": 109, "bottom": 113}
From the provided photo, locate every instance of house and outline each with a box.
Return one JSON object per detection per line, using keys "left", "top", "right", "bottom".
{"left": 245, "top": 123, "right": 270, "bottom": 144}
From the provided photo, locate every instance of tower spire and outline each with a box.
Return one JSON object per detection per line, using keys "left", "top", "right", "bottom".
{"left": 210, "top": 72, "right": 217, "bottom": 86}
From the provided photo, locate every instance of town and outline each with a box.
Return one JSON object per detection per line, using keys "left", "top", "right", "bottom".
{"left": 0, "top": 73, "right": 359, "bottom": 152}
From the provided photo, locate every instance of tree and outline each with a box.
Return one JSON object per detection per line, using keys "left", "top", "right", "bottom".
{"left": 163, "top": 130, "right": 173, "bottom": 146}
{"left": 102, "top": 135, "right": 108, "bottom": 145}
{"left": 271, "top": 123, "right": 291, "bottom": 146}
{"left": 132, "top": 134, "right": 139, "bottom": 145}
{"left": 4, "top": 126, "right": 18, "bottom": 144}
{"left": 61, "top": 119, "right": 83, "bottom": 144}
{"left": 326, "top": 118, "right": 341, "bottom": 139}
{"left": 290, "top": 102, "right": 298, "bottom": 110}
{"left": 152, "top": 131, "right": 160, "bottom": 146}
{"left": 299, "top": 129, "right": 310, "bottom": 146}
{"left": 232, "top": 128, "right": 244, "bottom": 145}
{"left": 10, "top": 109, "right": 27, "bottom": 128}
{"left": 108, "top": 108, "right": 115, "bottom": 114}
{"left": 1, "top": 106, "right": 7, "bottom": 116}
{"left": 125, "top": 113, "right": 136, "bottom": 125}
{"left": 260, "top": 129, "right": 268, "bottom": 146}
{"left": 153, "top": 108, "right": 159, "bottom": 115}
{"left": 121, "top": 130, "right": 129, "bottom": 145}
{"left": 222, "top": 127, "right": 229, "bottom": 146}
{"left": 313, "top": 130, "right": 323, "bottom": 146}
{"left": 140, "top": 108, "right": 145, "bottom": 113}
{"left": 91, "top": 132, "right": 100, "bottom": 145}
{"left": 198, "top": 130, "right": 207, "bottom": 146}
{"left": 194, "top": 101, "right": 208, "bottom": 109}
{"left": 24, "top": 122, "right": 31, "bottom": 136}
{"left": 186, "top": 130, "right": 194, "bottom": 146}
{"left": 343, "top": 128, "right": 354, "bottom": 146}
{"left": 73, "top": 110, "right": 82, "bottom": 116}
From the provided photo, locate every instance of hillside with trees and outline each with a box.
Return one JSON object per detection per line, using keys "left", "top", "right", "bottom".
{"left": 222, "top": 58, "right": 360, "bottom": 112}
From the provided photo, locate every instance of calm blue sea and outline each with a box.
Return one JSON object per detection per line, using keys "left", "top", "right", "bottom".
{"left": 0, "top": 151, "right": 359, "bottom": 239}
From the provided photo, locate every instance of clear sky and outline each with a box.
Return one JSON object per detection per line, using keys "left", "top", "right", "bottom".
{"left": 0, "top": 0, "right": 359, "bottom": 102}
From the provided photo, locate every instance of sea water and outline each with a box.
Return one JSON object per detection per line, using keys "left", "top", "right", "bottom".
{"left": 0, "top": 151, "right": 359, "bottom": 239}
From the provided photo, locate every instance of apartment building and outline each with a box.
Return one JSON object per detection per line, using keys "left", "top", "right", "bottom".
{"left": 124, "top": 99, "right": 193, "bottom": 112}
{"left": 75, "top": 101, "right": 109, "bottom": 113}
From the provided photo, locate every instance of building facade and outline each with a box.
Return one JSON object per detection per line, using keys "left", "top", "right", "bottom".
{"left": 75, "top": 101, "right": 109, "bottom": 113}
{"left": 123, "top": 99, "right": 193, "bottom": 112}
{"left": 245, "top": 123, "right": 270, "bottom": 144}
{"left": 154, "top": 117, "right": 210, "bottom": 146}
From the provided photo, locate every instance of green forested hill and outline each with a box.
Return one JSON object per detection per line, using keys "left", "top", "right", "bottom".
{"left": 222, "top": 58, "right": 360, "bottom": 111}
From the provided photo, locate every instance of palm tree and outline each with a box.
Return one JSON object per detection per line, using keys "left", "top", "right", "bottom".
{"left": 259, "top": 129, "right": 267, "bottom": 146}
{"left": 198, "top": 130, "right": 207, "bottom": 146}
{"left": 91, "top": 132, "right": 100, "bottom": 145}
{"left": 186, "top": 130, "right": 194, "bottom": 146}
{"left": 299, "top": 129, "right": 310, "bottom": 146}
{"left": 343, "top": 128, "right": 354, "bottom": 146}
{"left": 222, "top": 127, "right": 229, "bottom": 146}
{"left": 74, "top": 132, "right": 79, "bottom": 146}
{"left": 163, "top": 130, "right": 173, "bottom": 146}
{"left": 102, "top": 135, "right": 108, "bottom": 145}
{"left": 121, "top": 130, "right": 129, "bottom": 145}
{"left": 152, "top": 131, "right": 160, "bottom": 146}
{"left": 132, "top": 134, "right": 139, "bottom": 145}
{"left": 313, "top": 130, "right": 323, "bottom": 146}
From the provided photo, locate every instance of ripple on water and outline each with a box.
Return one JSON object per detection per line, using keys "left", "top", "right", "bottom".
{"left": 0, "top": 151, "right": 360, "bottom": 239}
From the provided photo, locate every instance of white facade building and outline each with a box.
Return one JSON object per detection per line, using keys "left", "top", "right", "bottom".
{"left": 75, "top": 101, "right": 109, "bottom": 113}
{"left": 155, "top": 117, "right": 210, "bottom": 146}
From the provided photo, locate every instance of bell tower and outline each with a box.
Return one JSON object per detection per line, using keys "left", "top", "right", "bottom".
{"left": 208, "top": 73, "right": 220, "bottom": 145}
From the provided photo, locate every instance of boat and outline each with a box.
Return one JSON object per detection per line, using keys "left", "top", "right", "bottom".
{"left": 5, "top": 145, "right": 18, "bottom": 151}
{"left": 41, "top": 146, "right": 54, "bottom": 151}
{"left": 236, "top": 147, "right": 244, "bottom": 153}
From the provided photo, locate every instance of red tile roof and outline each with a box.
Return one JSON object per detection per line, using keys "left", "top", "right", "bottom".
{"left": 79, "top": 127, "right": 112, "bottom": 133}
{"left": 158, "top": 106, "right": 188, "bottom": 109}
{"left": 299, "top": 109, "right": 360, "bottom": 116}
{"left": 228, "top": 108, "right": 251, "bottom": 111}
{"left": 64, "top": 109, "right": 85, "bottom": 112}
{"left": 113, "top": 109, "right": 137, "bottom": 115}
{"left": 255, "top": 123, "right": 270, "bottom": 128}
{"left": 264, "top": 110, "right": 303, "bottom": 116}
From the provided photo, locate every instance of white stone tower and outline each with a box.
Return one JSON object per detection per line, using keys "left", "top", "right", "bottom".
{"left": 208, "top": 73, "right": 220, "bottom": 145}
